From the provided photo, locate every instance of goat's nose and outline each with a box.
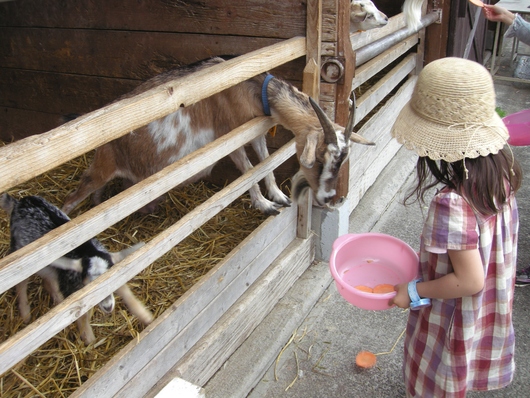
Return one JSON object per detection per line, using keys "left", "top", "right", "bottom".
{"left": 313, "top": 194, "right": 331, "bottom": 208}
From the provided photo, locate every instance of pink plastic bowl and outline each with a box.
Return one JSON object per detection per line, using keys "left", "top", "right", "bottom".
{"left": 329, "top": 233, "right": 419, "bottom": 310}
{"left": 503, "top": 109, "right": 530, "bottom": 146}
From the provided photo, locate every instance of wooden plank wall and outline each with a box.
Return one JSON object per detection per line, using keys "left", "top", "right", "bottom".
{"left": 0, "top": 0, "right": 307, "bottom": 141}
{"left": 447, "top": 0, "right": 486, "bottom": 62}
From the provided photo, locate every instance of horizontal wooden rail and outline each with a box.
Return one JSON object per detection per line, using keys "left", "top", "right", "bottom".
{"left": 0, "top": 138, "right": 296, "bottom": 375}
{"left": 352, "top": 36, "right": 418, "bottom": 91}
{"left": 0, "top": 36, "right": 306, "bottom": 194}
{"left": 74, "top": 203, "right": 298, "bottom": 397}
{"left": 354, "top": 54, "right": 417, "bottom": 124}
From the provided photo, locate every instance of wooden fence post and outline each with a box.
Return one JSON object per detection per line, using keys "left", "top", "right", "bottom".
{"left": 309, "top": 0, "right": 354, "bottom": 260}
{"left": 298, "top": 0, "right": 322, "bottom": 239}
{"left": 333, "top": 0, "right": 355, "bottom": 201}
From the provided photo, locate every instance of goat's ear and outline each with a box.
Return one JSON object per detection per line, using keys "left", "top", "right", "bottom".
{"left": 350, "top": 5, "right": 367, "bottom": 23}
{"left": 51, "top": 257, "right": 83, "bottom": 273}
{"left": 300, "top": 133, "right": 319, "bottom": 168}
{"left": 110, "top": 242, "right": 145, "bottom": 263}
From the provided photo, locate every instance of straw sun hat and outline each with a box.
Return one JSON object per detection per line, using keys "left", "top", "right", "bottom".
{"left": 391, "top": 57, "right": 509, "bottom": 163}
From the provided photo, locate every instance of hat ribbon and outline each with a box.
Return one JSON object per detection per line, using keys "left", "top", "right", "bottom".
{"left": 448, "top": 122, "right": 514, "bottom": 179}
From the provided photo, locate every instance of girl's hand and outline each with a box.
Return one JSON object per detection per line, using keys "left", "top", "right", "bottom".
{"left": 389, "top": 282, "right": 410, "bottom": 309}
{"left": 483, "top": 4, "right": 515, "bottom": 25}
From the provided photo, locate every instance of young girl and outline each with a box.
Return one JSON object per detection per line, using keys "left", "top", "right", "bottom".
{"left": 389, "top": 57, "right": 522, "bottom": 397}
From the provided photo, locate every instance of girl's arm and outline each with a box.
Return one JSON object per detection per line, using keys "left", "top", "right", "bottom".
{"left": 391, "top": 248, "right": 484, "bottom": 308}
{"left": 505, "top": 14, "right": 530, "bottom": 46}
{"left": 483, "top": 4, "right": 530, "bottom": 46}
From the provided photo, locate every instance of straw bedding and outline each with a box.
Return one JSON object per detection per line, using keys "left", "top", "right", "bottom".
{"left": 0, "top": 146, "right": 269, "bottom": 397}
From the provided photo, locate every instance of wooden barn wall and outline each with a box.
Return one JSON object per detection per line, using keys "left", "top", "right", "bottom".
{"left": 446, "top": 0, "right": 487, "bottom": 62}
{"left": 0, "top": 0, "right": 306, "bottom": 142}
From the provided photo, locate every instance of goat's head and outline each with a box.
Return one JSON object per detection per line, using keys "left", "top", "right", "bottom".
{"left": 292, "top": 97, "right": 374, "bottom": 207}
{"left": 86, "top": 256, "right": 116, "bottom": 313}
{"left": 51, "top": 242, "right": 145, "bottom": 314}
{"left": 52, "top": 254, "right": 116, "bottom": 313}
{"left": 350, "top": 0, "right": 389, "bottom": 32}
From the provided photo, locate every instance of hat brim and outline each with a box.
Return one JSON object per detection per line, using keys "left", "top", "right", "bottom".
{"left": 391, "top": 101, "right": 509, "bottom": 163}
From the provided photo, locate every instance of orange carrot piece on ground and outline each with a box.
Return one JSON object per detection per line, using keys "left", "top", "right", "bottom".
{"left": 355, "top": 285, "right": 374, "bottom": 293}
{"left": 373, "top": 284, "right": 395, "bottom": 294}
{"left": 355, "top": 350, "right": 377, "bottom": 368}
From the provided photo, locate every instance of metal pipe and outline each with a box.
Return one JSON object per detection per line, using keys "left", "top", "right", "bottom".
{"left": 355, "top": 11, "right": 440, "bottom": 67}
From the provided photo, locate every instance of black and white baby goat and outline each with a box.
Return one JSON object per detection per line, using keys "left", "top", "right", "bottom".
{"left": 0, "top": 193, "right": 153, "bottom": 344}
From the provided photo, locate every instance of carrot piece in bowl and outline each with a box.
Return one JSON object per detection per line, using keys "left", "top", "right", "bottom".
{"left": 355, "top": 285, "right": 374, "bottom": 293}
{"left": 373, "top": 284, "right": 395, "bottom": 294}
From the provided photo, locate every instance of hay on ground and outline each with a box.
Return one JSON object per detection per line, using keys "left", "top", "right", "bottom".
{"left": 0, "top": 146, "right": 269, "bottom": 397}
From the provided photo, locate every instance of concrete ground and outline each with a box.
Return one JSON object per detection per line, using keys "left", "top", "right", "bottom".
{"left": 204, "top": 45, "right": 530, "bottom": 397}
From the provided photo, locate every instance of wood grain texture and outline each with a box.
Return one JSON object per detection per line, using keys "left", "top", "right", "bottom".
{"left": 0, "top": 0, "right": 305, "bottom": 38}
{"left": 0, "top": 38, "right": 305, "bottom": 194}
{"left": 0, "top": 28, "right": 284, "bottom": 79}
{"left": 348, "top": 77, "right": 417, "bottom": 213}
{"left": 0, "top": 0, "right": 307, "bottom": 140}
{"left": 72, "top": 204, "right": 298, "bottom": 398}
{"left": 0, "top": 135, "right": 296, "bottom": 377}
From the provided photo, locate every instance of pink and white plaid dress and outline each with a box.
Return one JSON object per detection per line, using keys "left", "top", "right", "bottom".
{"left": 403, "top": 188, "right": 518, "bottom": 397}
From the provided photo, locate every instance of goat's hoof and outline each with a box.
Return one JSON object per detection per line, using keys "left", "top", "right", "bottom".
{"left": 21, "top": 313, "right": 31, "bottom": 324}
{"left": 263, "top": 203, "right": 283, "bottom": 216}
{"left": 98, "top": 295, "right": 115, "bottom": 314}
{"left": 81, "top": 331, "right": 96, "bottom": 345}
{"left": 276, "top": 197, "right": 292, "bottom": 209}
{"left": 275, "top": 197, "right": 292, "bottom": 208}
{"left": 140, "top": 311, "right": 155, "bottom": 325}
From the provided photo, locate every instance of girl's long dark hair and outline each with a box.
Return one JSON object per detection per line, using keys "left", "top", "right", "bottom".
{"left": 405, "top": 148, "right": 522, "bottom": 216}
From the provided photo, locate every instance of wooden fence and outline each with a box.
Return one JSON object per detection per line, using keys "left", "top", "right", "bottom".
{"left": 0, "top": 2, "right": 439, "bottom": 395}
{"left": 0, "top": 37, "right": 313, "bottom": 396}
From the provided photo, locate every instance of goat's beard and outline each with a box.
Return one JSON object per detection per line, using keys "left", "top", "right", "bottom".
{"left": 291, "top": 170, "right": 315, "bottom": 205}
{"left": 291, "top": 170, "right": 310, "bottom": 202}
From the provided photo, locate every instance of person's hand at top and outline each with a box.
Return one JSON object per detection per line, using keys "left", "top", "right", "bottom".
{"left": 483, "top": 4, "right": 516, "bottom": 25}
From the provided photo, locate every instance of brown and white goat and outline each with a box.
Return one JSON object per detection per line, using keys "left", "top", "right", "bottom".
{"left": 0, "top": 193, "right": 153, "bottom": 344}
{"left": 61, "top": 57, "right": 374, "bottom": 216}
{"left": 350, "top": 0, "right": 389, "bottom": 32}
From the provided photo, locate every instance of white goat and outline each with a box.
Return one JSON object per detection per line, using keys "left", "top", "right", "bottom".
{"left": 350, "top": 0, "right": 389, "bottom": 32}
{"left": 0, "top": 193, "right": 153, "bottom": 344}
{"left": 403, "top": 0, "right": 425, "bottom": 31}
{"left": 350, "top": 0, "right": 426, "bottom": 33}
{"left": 61, "top": 57, "right": 374, "bottom": 216}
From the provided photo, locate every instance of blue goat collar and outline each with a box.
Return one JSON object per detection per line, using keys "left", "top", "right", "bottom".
{"left": 262, "top": 74, "right": 274, "bottom": 116}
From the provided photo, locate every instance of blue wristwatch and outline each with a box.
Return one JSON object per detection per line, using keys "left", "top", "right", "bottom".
{"left": 408, "top": 279, "right": 431, "bottom": 310}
